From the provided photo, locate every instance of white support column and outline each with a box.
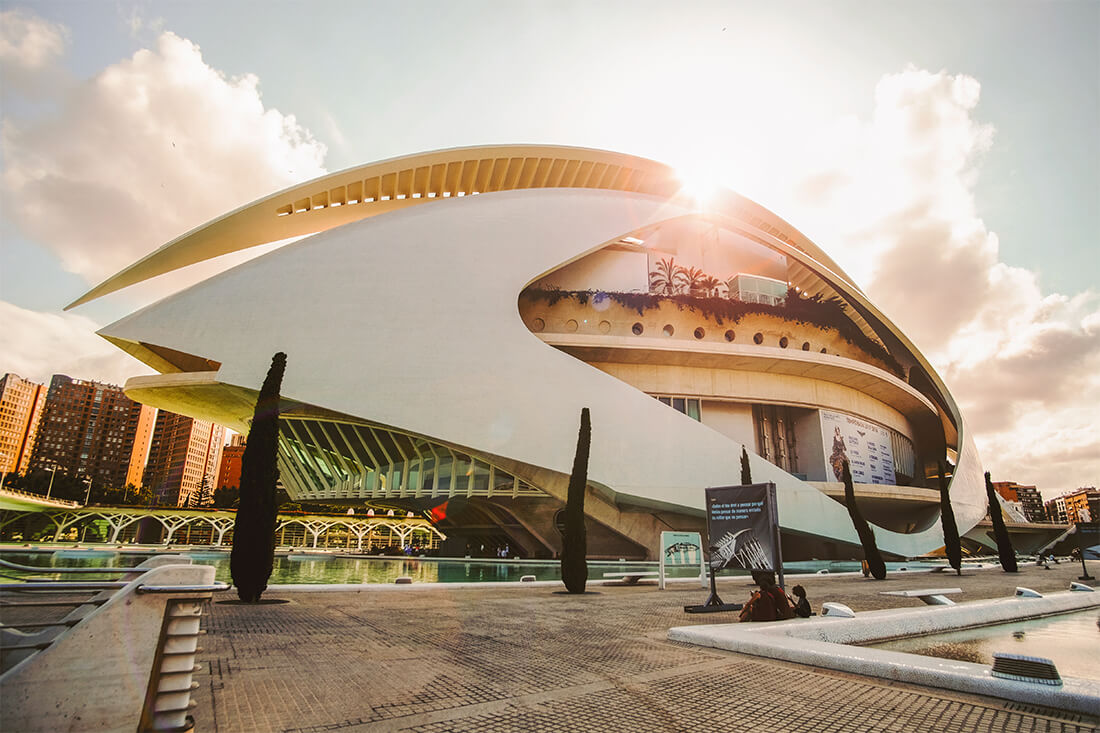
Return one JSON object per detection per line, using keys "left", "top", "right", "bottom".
{"left": 100, "top": 511, "right": 143, "bottom": 543}
{"left": 210, "top": 516, "right": 235, "bottom": 545}
{"left": 48, "top": 511, "right": 84, "bottom": 541}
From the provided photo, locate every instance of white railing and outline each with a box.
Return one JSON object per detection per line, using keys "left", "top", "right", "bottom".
{"left": 0, "top": 556, "right": 227, "bottom": 732}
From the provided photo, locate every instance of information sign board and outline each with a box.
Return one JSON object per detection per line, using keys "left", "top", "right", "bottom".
{"left": 705, "top": 483, "right": 783, "bottom": 588}
{"left": 658, "top": 530, "right": 706, "bottom": 590}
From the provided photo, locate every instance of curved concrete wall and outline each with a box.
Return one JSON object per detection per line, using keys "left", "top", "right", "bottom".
{"left": 100, "top": 186, "right": 985, "bottom": 557}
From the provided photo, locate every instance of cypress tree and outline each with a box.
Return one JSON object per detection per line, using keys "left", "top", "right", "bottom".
{"left": 560, "top": 407, "right": 590, "bottom": 593}
{"left": 938, "top": 462, "right": 962, "bottom": 576}
{"left": 740, "top": 445, "right": 752, "bottom": 485}
{"left": 230, "top": 352, "right": 287, "bottom": 602}
{"left": 842, "top": 459, "right": 886, "bottom": 579}
{"left": 985, "top": 471, "right": 1018, "bottom": 573}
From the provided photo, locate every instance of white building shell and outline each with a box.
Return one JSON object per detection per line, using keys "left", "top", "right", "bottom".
{"left": 71, "top": 145, "right": 985, "bottom": 560}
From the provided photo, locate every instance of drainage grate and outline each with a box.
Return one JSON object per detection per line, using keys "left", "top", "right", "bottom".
{"left": 991, "top": 653, "right": 1062, "bottom": 686}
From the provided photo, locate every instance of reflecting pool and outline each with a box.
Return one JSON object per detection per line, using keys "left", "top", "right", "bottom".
{"left": 872, "top": 609, "right": 1100, "bottom": 680}
{"left": 0, "top": 548, "right": 954, "bottom": 585}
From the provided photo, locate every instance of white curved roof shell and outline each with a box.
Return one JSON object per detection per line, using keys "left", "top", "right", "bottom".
{"left": 87, "top": 145, "right": 985, "bottom": 558}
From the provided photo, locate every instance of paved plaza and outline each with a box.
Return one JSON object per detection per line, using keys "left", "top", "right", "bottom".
{"left": 189, "top": 562, "right": 1098, "bottom": 732}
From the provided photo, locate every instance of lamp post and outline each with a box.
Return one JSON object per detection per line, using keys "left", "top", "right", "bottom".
{"left": 82, "top": 476, "right": 93, "bottom": 506}
{"left": 45, "top": 464, "right": 58, "bottom": 500}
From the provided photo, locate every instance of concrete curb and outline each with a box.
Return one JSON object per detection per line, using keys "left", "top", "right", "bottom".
{"left": 669, "top": 591, "right": 1100, "bottom": 715}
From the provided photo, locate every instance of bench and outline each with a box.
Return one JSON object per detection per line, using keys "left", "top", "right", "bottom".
{"left": 879, "top": 587, "right": 962, "bottom": 606}
{"left": 602, "top": 571, "right": 660, "bottom": 585}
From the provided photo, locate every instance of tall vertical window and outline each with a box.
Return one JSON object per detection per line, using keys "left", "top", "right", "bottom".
{"left": 752, "top": 405, "right": 799, "bottom": 474}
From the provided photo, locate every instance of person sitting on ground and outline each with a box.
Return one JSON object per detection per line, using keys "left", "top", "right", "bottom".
{"left": 790, "top": 584, "right": 813, "bottom": 618}
{"left": 739, "top": 569, "right": 795, "bottom": 622}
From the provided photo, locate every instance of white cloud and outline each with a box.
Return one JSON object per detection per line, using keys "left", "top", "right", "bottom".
{"left": 0, "top": 8, "right": 70, "bottom": 96}
{"left": 2, "top": 26, "right": 327, "bottom": 286}
{"left": 0, "top": 300, "right": 153, "bottom": 387}
{"left": 0, "top": 9, "right": 68, "bottom": 70}
{"left": 776, "top": 67, "right": 1100, "bottom": 492}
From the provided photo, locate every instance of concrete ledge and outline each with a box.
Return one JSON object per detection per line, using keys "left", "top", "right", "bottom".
{"left": 669, "top": 591, "right": 1100, "bottom": 715}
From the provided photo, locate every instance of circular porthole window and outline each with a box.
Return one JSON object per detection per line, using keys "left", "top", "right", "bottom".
{"left": 820, "top": 347, "right": 828, "bottom": 353}
{"left": 694, "top": 327, "right": 705, "bottom": 340}
{"left": 565, "top": 319, "right": 578, "bottom": 333}
{"left": 532, "top": 318, "right": 545, "bottom": 332}
{"left": 802, "top": 342, "right": 810, "bottom": 351}
{"left": 779, "top": 337, "right": 789, "bottom": 348}
{"left": 753, "top": 332, "right": 764, "bottom": 345}
{"left": 598, "top": 320, "right": 611, "bottom": 334}
{"left": 663, "top": 324, "right": 675, "bottom": 337}
{"left": 632, "top": 322, "right": 644, "bottom": 335}
{"left": 724, "top": 330, "right": 735, "bottom": 342}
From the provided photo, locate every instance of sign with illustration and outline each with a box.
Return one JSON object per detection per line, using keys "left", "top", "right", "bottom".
{"left": 1076, "top": 522, "right": 1099, "bottom": 561}
{"left": 705, "top": 483, "right": 783, "bottom": 588}
{"left": 658, "top": 530, "right": 707, "bottom": 589}
{"left": 821, "top": 409, "right": 896, "bottom": 485}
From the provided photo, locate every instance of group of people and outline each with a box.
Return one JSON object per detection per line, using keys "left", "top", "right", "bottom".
{"left": 738, "top": 569, "right": 813, "bottom": 622}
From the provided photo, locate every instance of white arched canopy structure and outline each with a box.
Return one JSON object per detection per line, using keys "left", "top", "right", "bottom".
{"left": 74, "top": 145, "right": 985, "bottom": 560}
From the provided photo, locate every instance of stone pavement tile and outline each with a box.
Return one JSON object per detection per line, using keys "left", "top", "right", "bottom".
{"left": 399, "top": 661, "right": 1096, "bottom": 733}
{"left": 190, "top": 564, "right": 1098, "bottom": 732}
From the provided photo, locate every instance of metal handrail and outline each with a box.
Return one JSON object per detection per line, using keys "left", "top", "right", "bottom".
{"left": 0, "top": 486, "right": 81, "bottom": 507}
{"left": 0, "top": 581, "right": 130, "bottom": 591}
{"left": 0, "top": 558, "right": 148, "bottom": 575}
{"left": 137, "top": 582, "right": 230, "bottom": 594}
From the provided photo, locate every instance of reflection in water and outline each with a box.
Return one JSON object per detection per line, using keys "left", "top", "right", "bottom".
{"left": 3, "top": 551, "right": 688, "bottom": 585}
{"left": 873, "top": 610, "right": 1100, "bottom": 680}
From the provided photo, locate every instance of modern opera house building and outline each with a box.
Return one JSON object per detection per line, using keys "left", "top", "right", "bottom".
{"left": 71, "top": 145, "right": 986, "bottom": 560}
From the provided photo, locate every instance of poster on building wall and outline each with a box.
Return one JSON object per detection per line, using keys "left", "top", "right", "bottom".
{"left": 820, "top": 410, "right": 896, "bottom": 486}
{"left": 658, "top": 531, "right": 707, "bottom": 590}
{"left": 705, "top": 483, "right": 783, "bottom": 588}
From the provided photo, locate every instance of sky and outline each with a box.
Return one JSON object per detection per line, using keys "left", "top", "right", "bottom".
{"left": 1, "top": 1, "right": 1097, "bottom": 498}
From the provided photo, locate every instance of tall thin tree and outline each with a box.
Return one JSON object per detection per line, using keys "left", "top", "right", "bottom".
{"left": 938, "top": 462, "right": 962, "bottom": 576}
{"left": 740, "top": 446, "right": 752, "bottom": 485}
{"left": 985, "top": 471, "right": 1018, "bottom": 573}
{"left": 842, "top": 459, "right": 886, "bottom": 579}
{"left": 560, "top": 408, "right": 591, "bottom": 593}
{"left": 230, "top": 352, "right": 287, "bottom": 602}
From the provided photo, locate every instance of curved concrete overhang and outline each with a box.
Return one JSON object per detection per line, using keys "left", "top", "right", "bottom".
{"left": 68, "top": 144, "right": 855, "bottom": 309}
{"left": 700, "top": 208, "right": 974, "bottom": 475}
{"left": 543, "top": 334, "right": 937, "bottom": 423}
{"left": 97, "top": 185, "right": 983, "bottom": 558}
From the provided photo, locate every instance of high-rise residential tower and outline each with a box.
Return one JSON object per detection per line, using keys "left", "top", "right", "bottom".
{"left": 28, "top": 375, "right": 148, "bottom": 490}
{"left": 143, "top": 411, "right": 224, "bottom": 506}
{"left": 0, "top": 373, "right": 47, "bottom": 479}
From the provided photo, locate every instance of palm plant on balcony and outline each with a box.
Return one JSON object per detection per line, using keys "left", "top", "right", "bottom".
{"left": 649, "top": 257, "right": 687, "bottom": 295}
{"left": 698, "top": 275, "right": 723, "bottom": 298}
{"left": 681, "top": 266, "right": 708, "bottom": 296}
